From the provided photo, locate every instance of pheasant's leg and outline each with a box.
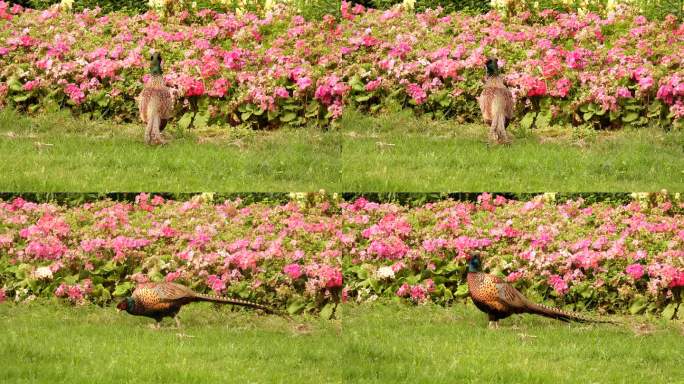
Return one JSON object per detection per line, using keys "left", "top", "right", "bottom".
{"left": 488, "top": 320, "right": 499, "bottom": 329}
{"left": 174, "top": 316, "right": 182, "bottom": 329}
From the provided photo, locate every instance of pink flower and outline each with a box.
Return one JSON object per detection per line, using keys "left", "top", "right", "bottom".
{"left": 548, "top": 274, "right": 568, "bottom": 295}
{"left": 551, "top": 78, "right": 572, "bottom": 98}
{"left": 274, "top": 87, "right": 290, "bottom": 99}
{"left": 527, "top": 78, "right": 547, "bottom": 97}
{"left": 165, "top": 271, "right": 182, "bottom": 282}
{"left": 626, "top": 264, "right": 644, "bottom": 280}
{"left": 410, "top": 284, "right": 427, "bottom": 302}
{"left": 616, "top": 87, "right": 632, "bottom": 99}
{"left": 208, "top": 78, "right": 230, "bottom": 98}
{"left": 365, "top": 78, "right": 382, "bottom": 92}
{"left": 0, "top": 288, "right": 6, "bottom": 303}
{"left": 638, "top": 76, "right": 653, "bottom": 91}
{"left": 283, "top": 264, "right": 303, "bottom": 280}
{"left": 296, "top": 77, "right": 312, "bottom": 91}
{"left": 55, "top": 283, "right": 67, "bottom": 297}
{"left": 396, "top": 283, "right": 410, "bottom": 297}
{"left": 406, "top": 83, "right": 426, "bottom": 105}
{"left": 207, "top": 274, "right": 226, "bottom": 294}
{"left": 506, "top": 271, "right": 523, "bottom": 282}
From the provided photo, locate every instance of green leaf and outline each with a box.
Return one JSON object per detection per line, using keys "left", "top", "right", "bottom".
{"left": 582, "top": 111, "right": 594, "bottom": 121}
{"left": 177, "top": 113, "right": 193, "bottom": 130}
{"left": 520, "top": 112, "right": 536, "bottom": 130}
{"left": 455, "top": 283, "right": 469, "bottom": 298}
{"left": 240, "top": 111, "right": 252, "bottom": 121}
{"left": 319, "top": 302, "right": 335, "bottom": 320}
{"left": 622, "top": 112, "right": 639, "bottom": 123}
{"left": 8, "top": 77, "right": 22, "bottom": 92}
{"left": 113, "top": 282, "right": 134, "bottom": 297}
{"left": 629, "top": 296, "right": 648, "bottom": 315}
{"left": 12, "top": 94, "right": 30, "bottom": 103}
{"left": 287, "top": 298, "right": 307, "bottom": 315}
{"left": 661, "top": 303, "right": 678, "bottom": 320}
{"left": 195, "top": 113, "right": 209, "bottom": 128}
{"left": 280, "top": 112, "right": 297, "bottom": 123}
{"left": 355, "top": 94, "right": 371, "bottom": 102}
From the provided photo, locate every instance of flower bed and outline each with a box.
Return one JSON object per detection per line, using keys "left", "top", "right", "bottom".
{"left": 0, "top": 193, "right": 683, "bottom": 319}
{"left": 1, "top": 2, "right": 683, "bottom": 129}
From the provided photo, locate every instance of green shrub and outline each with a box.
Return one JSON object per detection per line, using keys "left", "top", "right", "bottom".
{"left": 9, "top": 0, "right": 148, "bottom": 14}
{"left": 357, "top": 0, "right": 490, "bottom": 14}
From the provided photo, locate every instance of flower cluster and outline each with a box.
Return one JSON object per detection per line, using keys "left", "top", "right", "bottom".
{"left": 1, "top": 194, "right": 683, "bottom": 317}
{"left": 0, "top": 2, "right": 682, "bottom": 129}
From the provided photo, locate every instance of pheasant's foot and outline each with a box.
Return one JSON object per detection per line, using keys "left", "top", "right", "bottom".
{"left": 148, "top": 323, "right": 162, "bottom": 330}
{"left": 488, "top": 321, "right": 500, "bottom": 329}
{"left": 174, "top": 317, "right": 182, "bottom": 329}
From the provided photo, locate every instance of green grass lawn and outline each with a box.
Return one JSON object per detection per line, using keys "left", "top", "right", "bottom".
{"left": 0, "top": 109, "right": 341, "bottom": 192}
{"left": 342, "top": 302, "right": 684, "bottom": 384}
{"left": 3, "top": 302, "right": 682, "bottom": 384}
{"left": 339, "top": 111, "right": 684, "bottom": 192}
{"left": 2, "top": 109, "right": 684, "bottom": 191}
{"left": 1, "top": 301, "right": 342, "bottom": 384}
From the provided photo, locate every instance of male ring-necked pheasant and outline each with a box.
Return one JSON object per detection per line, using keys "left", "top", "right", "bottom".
{"left": 116, "top": 282, "right": 276, "bottom": 328}
{"left": 466, "top": 253, "right": 613, "bottom": 328}
{"left": 477, "top": 57, "right": 514, "bottom": 144}
{"left": 138, "top": 52, "right": 174, "bottom": 145}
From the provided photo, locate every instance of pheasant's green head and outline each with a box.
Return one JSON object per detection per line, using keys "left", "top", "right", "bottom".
{"left": 485, "top": 57, "right": 499, "bottom": 77}
{"left": 468, "top": 253, "right": 482, "bottom": 273}
{"left": 116, "top": 297, "right": 135, "bottom": 313}
{"left": 149, "top": 52, "right": 163, "bottom": 76}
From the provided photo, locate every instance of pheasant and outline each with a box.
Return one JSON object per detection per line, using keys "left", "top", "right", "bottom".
{"left": 477, "top": 57, "right": 514, "bottom": 144}
{"left": 116, "top": 282, "right": 276, "bottom": 328}
{"left": 466, "top": 253, "right": 614, "bottom": 328}
{"left": 137, "top": 52, "right": 174, "bottom": 145}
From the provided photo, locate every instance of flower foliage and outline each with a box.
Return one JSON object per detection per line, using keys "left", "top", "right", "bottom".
{"left": 1, "top": 193, "right": 683, "bottom": 318}
{"left": 1, "top": 2, "right": 683, "bottom": 129}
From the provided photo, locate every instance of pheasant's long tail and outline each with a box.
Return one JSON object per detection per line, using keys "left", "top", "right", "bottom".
{"left": 525, "top": 302, "right": 617, "bottom": 324}
{"left": 145, "top": 98, "right": 162, "bottom": 145}
{"left": 192, "top": 293, "right": 279, "bottom": 314}
{"left": 490, "top": 97, "right": 509, "bottom": 143}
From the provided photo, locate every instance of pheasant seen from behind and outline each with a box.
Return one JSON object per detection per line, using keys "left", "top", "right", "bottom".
{"left": 466, "top": 253, "right": 613, "bottom": 328}
{"left": 116, "top": 282, "right": 276, "bottom": 328}
{"left": 477, "top": 57, "right": 514, "bottom": 144}
{"left": 137, "top": 52, "right": 174, "bottom": 145}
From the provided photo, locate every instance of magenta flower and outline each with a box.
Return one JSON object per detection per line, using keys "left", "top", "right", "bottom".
{"left": 626, "top": 264, "right": 645, "bottom": 280}
{"left": 0, "top": 288, "right": 6, "bottom": 303}
{"left": 283, "top": 264, "right": 303, "bottom": 280}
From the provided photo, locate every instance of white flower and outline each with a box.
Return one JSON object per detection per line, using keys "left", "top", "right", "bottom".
{"left": 32, "top": 266, "right": 53, "bottom": 280}
{"left": 59, "top": 0, "right": 74, "bottom": 11}
{"left": 542, "top": 192, "right": 556, "bottom": 203}
{"left": 401, "top": 0, "right": 415, "bottom": 11}
{"left": 376, "top": 266, "right": 395, "bottom": 280}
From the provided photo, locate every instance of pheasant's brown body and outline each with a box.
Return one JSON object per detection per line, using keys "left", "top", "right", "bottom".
{"left": 478, "top": 76, "right": 514, "bottom": 144}
{"left": 138, "top": 75, "right": 173, "bottom": 145}
{"left": 119, "top": 282, "right": 274, "bottom": 328}
{"left": 467, "top": 255, "right": 612, "bottom": 327}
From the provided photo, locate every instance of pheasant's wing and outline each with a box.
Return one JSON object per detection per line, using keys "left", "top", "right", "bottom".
{"left": 495, "top": 282, "right": 530, "bottom": 314}
{"left": 151, "top": 283, "right": 197, "bottom": 302}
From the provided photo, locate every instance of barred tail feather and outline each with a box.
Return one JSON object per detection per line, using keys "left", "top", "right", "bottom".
{"left": 526, "top": 302, "right": 615, "bottom": 324}
{"left": 193, "top": 293, "right": 276, "bottom": 314}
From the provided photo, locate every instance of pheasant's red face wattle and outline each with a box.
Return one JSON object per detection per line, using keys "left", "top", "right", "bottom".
{"left": 116, "top": 300, "right": 128, "bottom": 311}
